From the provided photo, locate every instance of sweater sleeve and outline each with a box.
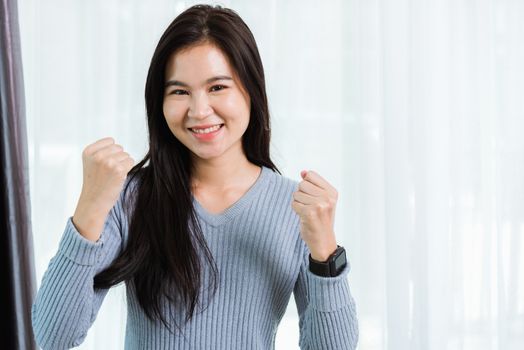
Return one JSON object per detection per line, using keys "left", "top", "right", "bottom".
{"left": 293, "top": 239, "right": 359, "bottom": 350}
{"left": 31, "top": 190, "right": 128, "bottom": 350}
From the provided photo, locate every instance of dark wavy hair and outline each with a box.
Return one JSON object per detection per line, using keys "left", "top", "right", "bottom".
{"left": 92, "top": 4, "right": 280, "bottom": 334}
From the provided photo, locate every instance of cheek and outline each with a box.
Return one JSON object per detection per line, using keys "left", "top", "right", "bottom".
{"left": 232, "top": 94, "right": 250, "bottom": 112}
{"left": 220, "top": 94, "right": 250, "bottom": 121}
{"left": 163, "top": 101, "right": 186, "bottom": 125}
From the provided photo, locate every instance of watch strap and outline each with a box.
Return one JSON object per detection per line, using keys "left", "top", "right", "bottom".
{"left": 308, "top": 245, "right": 346, "bottom": 277}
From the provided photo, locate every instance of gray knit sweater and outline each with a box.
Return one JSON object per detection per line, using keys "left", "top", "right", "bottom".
{"left": 32, "top": 166, "right": 358, "bottom": 349}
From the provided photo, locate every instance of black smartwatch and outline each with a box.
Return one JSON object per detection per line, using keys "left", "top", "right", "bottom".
{"left": 309, "top": 245, "right": 347, "bottom": 277}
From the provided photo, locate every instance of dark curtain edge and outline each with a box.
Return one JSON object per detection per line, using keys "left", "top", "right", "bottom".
{"left": 0, "top": 0, "right": 37, "bottom": 349}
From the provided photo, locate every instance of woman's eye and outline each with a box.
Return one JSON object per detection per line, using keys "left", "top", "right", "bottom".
{"left": 170, "top": 89, "right": 188, "bottom": 95}
{"left": 210, "top": 85, "right": 227, "bottom": 92}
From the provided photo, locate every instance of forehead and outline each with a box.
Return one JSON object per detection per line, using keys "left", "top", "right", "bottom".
{"left": 165, "top": 43, "right": 235, "bottom": 80}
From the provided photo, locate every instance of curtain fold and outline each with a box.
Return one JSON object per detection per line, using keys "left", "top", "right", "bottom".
{"left": 0, "top": 0, "right": 36, "bottom": 349}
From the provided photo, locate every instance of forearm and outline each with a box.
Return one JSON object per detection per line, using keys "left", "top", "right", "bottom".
{"left": 32, "top": 217, "right": 115, "bottom": 349}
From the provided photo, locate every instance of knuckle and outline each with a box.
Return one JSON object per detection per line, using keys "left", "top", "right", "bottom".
{"left": 92, "top": 153, "right": 104, "bottom": 163}
{"left": 103, "top": 158, "right": 115, "bottom": 168}
{"left": 114, "top": 164, "right": 125, "bottom": 175}
{"left": 316, "top": 201, "right": 329, "bottom": 212}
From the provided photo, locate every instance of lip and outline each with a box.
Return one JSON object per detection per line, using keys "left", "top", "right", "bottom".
{"left": 187, "top": 123, "right": 223, "bottom": 130}
{"left": 189, "top": 124, "right": 224, "bottom": 141}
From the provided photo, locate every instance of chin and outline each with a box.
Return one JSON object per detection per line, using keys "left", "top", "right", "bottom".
{"left": 191, "top": 149, "right": 224, "bottom": 161}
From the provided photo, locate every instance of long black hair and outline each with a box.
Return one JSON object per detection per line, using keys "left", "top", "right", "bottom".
{"left": 93, "top": 4, "right": 280, "bottom": 333}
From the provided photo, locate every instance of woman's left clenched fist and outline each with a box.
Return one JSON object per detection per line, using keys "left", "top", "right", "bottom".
{"left": 291, "top": 169, "right": 339, "bottom": 262}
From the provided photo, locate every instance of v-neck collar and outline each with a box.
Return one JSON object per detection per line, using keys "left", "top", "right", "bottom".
{"left": 191, "top": 165, "right": 272, "bottom": 227}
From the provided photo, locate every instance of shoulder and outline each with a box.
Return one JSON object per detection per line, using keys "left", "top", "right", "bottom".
{"left": 264, "top": 166, "right": 300, "bottom": 193}
{"left": 260, "top": 166, "right": 300, "bottom": 210}
{"left": 261, "top": 167, "right": 304, "bottom": 248}
{"left": 106, "top": 169, "right": 144, "bottom": 246}
{"left": 112, "top": 168, "right": 144, "bottom": 224}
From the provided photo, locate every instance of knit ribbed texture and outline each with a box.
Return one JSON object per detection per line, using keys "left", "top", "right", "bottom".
{"left": 32, "top": 166, "right": 359, "bottom": 349}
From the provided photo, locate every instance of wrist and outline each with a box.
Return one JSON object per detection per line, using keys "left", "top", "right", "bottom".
{"left": 309, "top": 242, "right": 338, "bottom": 262}
{"left": 72, "top": 202, "right": 112, "bottom": 242}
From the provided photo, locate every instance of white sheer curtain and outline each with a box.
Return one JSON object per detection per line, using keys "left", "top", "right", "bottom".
{"left": 346, "top": 0, "right": 524, "bottom": 348}
{"left": 19, "top": 0, "right": 524, "bottom": 349}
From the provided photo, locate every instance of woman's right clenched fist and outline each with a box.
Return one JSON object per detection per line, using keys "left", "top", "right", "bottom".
{"left": 72, "top": 137, "right": 135, "bottom": 242}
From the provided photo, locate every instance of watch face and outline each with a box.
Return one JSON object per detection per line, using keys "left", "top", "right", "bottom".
{"left": 334, "top": 249, "right": 347, "bottom": 270}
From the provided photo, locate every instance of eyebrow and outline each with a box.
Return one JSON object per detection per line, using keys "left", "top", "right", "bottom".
{"left": 164, "top": 75, "right": 233, "bottom": 88}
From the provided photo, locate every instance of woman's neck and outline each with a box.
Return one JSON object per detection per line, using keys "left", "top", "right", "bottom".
{"left": 190, "top": 156, "right": 261, "bottom": 192}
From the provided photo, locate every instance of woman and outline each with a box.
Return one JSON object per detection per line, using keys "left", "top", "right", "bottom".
{"left": 32, "top": 4, "right": 358, "bottom": 349}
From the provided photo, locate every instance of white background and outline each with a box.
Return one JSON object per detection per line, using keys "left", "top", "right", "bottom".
{"left": 19, "top": 0, "right": 524, "bottom": 349}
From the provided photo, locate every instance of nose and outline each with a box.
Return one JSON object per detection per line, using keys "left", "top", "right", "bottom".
{"left": 188, "top": 91, "right": 213, "bottom": 120}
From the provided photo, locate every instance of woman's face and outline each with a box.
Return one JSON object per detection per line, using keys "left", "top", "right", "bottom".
{"left": 163, "top": 42, "right": 251, "bottom": 162}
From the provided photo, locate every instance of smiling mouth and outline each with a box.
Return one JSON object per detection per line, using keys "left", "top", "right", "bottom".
{"left": 188, "top": 124, "right": 224, "bottom": 134}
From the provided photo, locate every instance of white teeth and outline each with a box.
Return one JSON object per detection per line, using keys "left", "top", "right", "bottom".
{"left": 191, "top": 124, "right": 222, "bottom": 134}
